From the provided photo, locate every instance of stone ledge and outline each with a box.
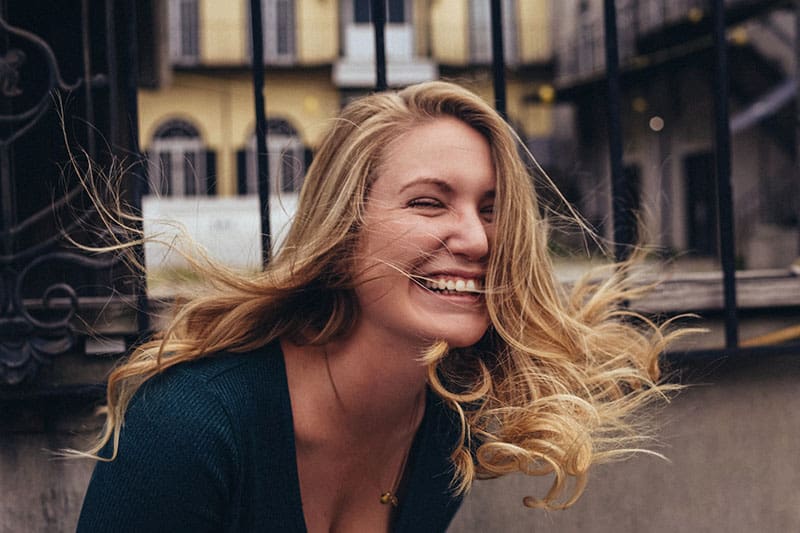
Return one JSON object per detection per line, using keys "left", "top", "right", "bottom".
{"left": 636, "top": 268, "right": 800, "bottom": 313}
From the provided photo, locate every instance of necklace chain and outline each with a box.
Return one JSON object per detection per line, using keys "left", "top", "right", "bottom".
{"left": 321, "top": 343, "right": 423, "bottom": 509}
{"left": 378, "top": 392, "right": 424, "bottom": 508}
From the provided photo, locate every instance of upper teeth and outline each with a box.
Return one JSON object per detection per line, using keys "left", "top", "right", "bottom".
{"left": 423, "top": 277, "right": 481, "bottom": 293}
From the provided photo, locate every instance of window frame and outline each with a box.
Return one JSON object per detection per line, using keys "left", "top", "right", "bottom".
{"left": 168, "top": 0, "right": 200, "bottom": 65}
{"left": 148, "top": 119, "right": 208, "bottom": 197}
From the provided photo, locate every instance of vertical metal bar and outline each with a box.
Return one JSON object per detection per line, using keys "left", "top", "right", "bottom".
{"left": 490, "top": 0, "right": 507, "bottom": 119}
{"left": 0, "top": 147, "right": 13, "bottom": 255}
{"left": 81, "top": 0, "right": 97, "bottom": 158}
{"left": 603, "top": 0, "right": 634, "bottom": 261}
{"left": 119, "top": 0, "right": 150, "bottom": 335}
{"left": 250, "top": 0, "right": 272, "bottom": 263}
{"left": 105, "top": 0, "right": 120, "bottom": 148}
{"left": 795, "top": 0, "right": 800, "bottom": 257}
{"left": 710, "top": 0, "right": 738, "bottom": 349}
{"left": 0, "top": 0, "right": 13, "bottom": 248}
{"left": 0, "top": 6, "right": 10, "bottom": 251}
{"left": 371, "top": 0, "right": 387, "bottom": 90}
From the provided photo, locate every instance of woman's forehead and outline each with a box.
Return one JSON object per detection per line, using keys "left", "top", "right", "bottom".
{"left": 371, "top": 118, "right": 496, "bottom": 195}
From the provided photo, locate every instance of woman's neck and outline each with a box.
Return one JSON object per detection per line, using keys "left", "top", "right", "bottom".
{"left": 282, "top": 333, "right": 429, "bottom": 441}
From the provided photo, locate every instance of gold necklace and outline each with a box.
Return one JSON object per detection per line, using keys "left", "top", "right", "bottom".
{"left": 321, "top": 344, "right": 423, "bottom": 509}
{"left": 379, "top": 450, "right": 409, "bottom": 507}
{"left": 379, "top": 393, "right": 424, "bottom": 508}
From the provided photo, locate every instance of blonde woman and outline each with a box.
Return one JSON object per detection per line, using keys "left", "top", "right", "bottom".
{"left": 77, "top": 81, "right": 678, "bottom": 532}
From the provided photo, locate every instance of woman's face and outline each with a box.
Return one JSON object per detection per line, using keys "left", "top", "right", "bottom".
{"left": 353, "top": 117, "right": 496, "bottom": 349}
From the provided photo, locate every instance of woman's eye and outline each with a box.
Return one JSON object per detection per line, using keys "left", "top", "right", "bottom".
{"left": 408, "top": 198, "right": 444, "bottom": 209}
{"left": 481, "top": 205, "right": 495, "bottom": 222}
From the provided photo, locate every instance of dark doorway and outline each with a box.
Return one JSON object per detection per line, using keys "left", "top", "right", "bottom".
{"left": 622, "top": 163, "right": 642, "bottom": 246}
{"left": 684, "top": 151, "right": 719, "bottom": 256}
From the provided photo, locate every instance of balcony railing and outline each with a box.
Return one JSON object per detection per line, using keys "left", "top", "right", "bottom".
{"left": 558, "top": 0, "right": 784, "bottom": 82}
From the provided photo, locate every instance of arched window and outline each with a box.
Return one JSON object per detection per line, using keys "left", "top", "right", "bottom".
{"left": 147, "top": 119, "right": 215, "bottom": 196}
{"left": 239, "top": 118, "right": 306, "bottom": 196}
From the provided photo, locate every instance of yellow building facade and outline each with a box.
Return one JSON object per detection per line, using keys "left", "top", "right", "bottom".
{"left": 140, "top": 0, "right": 556, "bottom": 198}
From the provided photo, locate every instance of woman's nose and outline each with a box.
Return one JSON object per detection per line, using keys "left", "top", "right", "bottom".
{"left": 445, "top": 209, "right": 490, "bottom": 260}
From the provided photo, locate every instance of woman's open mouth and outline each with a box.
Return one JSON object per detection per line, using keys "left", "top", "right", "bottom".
{"left": 415, "top": 275, "right": 484, "bottom": 296}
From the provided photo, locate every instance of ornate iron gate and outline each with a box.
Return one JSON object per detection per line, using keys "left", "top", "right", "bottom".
{"left": 0, "top": 0, "right": 146, "bottom": 391}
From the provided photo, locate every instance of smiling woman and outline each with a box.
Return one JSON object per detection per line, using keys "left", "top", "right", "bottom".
{"left": 75, "top": 81, "right": 686, "bottom": 533}
{"left": 354, "top": 117, "right": 495, "bottom": 350}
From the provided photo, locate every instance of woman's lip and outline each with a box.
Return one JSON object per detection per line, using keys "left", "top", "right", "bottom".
{"left": 416, "top": 270, "right": 485, "bottom": 280}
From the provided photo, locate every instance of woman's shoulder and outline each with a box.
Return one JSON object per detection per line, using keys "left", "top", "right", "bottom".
{"left": 132, "top": 340, "right": 289, "bottom": 426}
{"left": 162, "top": 340, "right": 284, "bottom": 386}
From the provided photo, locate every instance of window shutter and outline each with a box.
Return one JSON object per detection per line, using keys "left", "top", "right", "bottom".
{"left": 205, "top": 150, "right": 217, "bottom": 195}
{"left": 236, "top": 149, "right": 247, "bottom": 195}
{"left": 142, "top": 150, "right": 152, "bottom": 195}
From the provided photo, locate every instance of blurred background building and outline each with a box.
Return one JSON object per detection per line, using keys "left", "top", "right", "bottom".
{"left": 2, "top": 1, "right": 799, "bottom": 531}
{"left": 139, "top": 0, "right": 560, "bottom": 275}
{"left": 553, "top": 0, "right": 799, "bottom": 268}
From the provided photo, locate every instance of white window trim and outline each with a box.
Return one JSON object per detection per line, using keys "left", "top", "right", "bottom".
{"left": 469, "top": 0, "right": 518, "bottom": 65}
{"left": 260, "top": 0, "right": 296, "bottom": 65}
{"left": 168, "top": 0, "right": 200, "bottom": 65}
{"left": 148, "top": 120, "right": 207, "bottom": 197}
{"left": 246, "top": 130, "right": 305, "bottom": 196}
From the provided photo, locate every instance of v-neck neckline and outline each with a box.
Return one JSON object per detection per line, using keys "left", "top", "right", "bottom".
{"left": 274, "top": 342, "right": 435, "bottom": 533}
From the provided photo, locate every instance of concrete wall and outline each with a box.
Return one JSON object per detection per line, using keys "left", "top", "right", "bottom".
{"left": 3, "top": 348, "right": 799, "bottom": 532}
{"left": 450, "top": 354, "right": 800, "bottom": 532}
{"left": 141, "top": 195, "right": 298, "bottom": 274}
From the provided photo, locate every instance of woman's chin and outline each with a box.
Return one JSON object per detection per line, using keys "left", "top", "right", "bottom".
{"left": 434, "top": 325, "right": 489, "bottom": 349}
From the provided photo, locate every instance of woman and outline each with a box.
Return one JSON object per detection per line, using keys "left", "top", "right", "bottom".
{"left": 77, "top": 81, "right": 679, "bottom": 532}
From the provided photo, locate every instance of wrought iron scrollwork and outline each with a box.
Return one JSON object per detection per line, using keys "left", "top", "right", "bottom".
{"left": 0, "top": 16, "right": 81, "bottom": 147}
{"left": 0, "top": 49, "right": 25, "bottom": 97}
{"left": 0, "top": 252, "right": 117, "bottom": 385}
{"left": 0, "top": 12, "right": 122, "bottom": 386}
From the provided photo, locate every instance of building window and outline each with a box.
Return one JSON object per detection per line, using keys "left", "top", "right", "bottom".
{"left": 262, "top": 0, "right": 296, "bottom": 64}
{"left": 240, "top": 118, "right": 306, "bottom": 195}
{"left": 353, "top": 0, "right": 406, "bottom": 24}
{"left": 469, "top": 0, "right": 517, "bottom": 65}
{"left": 148, "top": 119, "right": 213, "bottom": 197}
{"left": 168, "top": 0, "right": 200, "bottom": 65}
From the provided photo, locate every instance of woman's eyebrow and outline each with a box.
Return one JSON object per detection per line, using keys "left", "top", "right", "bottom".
{"left": 398, "top": 177, "right": 453, "bottom": 195}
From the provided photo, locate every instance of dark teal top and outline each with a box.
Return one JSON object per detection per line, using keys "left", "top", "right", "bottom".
{"left": 77, "top": 341, "right": 463, "bottom": 532}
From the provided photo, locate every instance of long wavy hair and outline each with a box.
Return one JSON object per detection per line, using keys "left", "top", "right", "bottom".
{"left": 85, "top": 81, "right": 685, "bottom": 509}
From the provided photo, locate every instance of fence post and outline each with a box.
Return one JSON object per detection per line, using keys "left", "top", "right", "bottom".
{"left": 250, "top": 0, "right": 272, "bottom": 264}
{"left": 372, "top": 0, "right": 387, "bottom": 90}
{"left": 603, "top": 0, "right": 635, "bottom": 262}
{"left": 795, "top": 0, "right": 800, "bottom": 259}
{"left": 490, "top": 0, "right": 507, "bottom": 119}
{"left": 119, "top": 0, "right": 151, "bottom": 335}
{"left": 710, "top": 0, "right": 739, "bottom": 349}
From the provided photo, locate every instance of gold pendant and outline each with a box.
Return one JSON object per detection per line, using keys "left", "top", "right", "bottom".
{"left": 380, "top": 492, "right": 399, "bottom": 507}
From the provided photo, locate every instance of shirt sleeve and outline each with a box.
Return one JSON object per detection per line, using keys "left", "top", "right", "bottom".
{"left": 76, "top": 372, "right": 240, "bottom": 533}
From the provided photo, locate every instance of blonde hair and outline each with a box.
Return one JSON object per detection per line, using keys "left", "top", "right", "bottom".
{"left": 87, "top": 81, "right": 684, "bottom": 509}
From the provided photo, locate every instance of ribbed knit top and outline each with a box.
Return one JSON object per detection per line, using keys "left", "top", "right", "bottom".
{"left": 77, "top": 340, "right": 463, "bottom": 532}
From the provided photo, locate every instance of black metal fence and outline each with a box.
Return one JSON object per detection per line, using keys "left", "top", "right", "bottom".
{"left": 597, "top": 0, "right": 799, "bottom": 362}
{"left": 254, "top": 0, "right": 799, "bottom": 363}
{"left": 0, "top": 0, "right": 146, "bottom": 393}
{"left": 1, "top": 0, "right": 797, "bottom": 395}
